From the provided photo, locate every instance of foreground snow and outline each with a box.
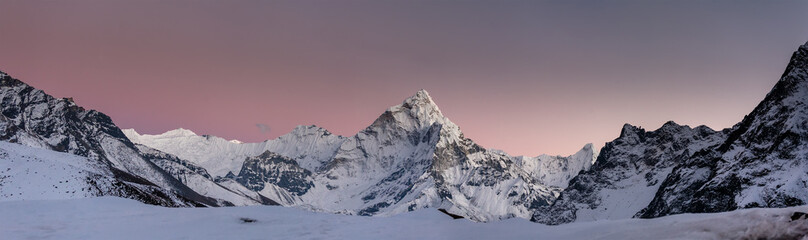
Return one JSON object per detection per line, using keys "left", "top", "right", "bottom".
{"left": 1, "top": 197, "right": 806, "bottom": 240}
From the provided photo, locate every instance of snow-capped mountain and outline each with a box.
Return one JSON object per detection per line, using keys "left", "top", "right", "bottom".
{"left": 0, "top": 140, "right": 176, "bottom": 204}
{"left": 128, "top": 90, "right": 596, "bottom": 221}
{"left": 512, "top": 143, "right": 597, "bottom": 189}
{"left": 235, "top": 151, "right": 312, "bottom": 206}
{"left": 134, "top": 144, "right": 277, "bottom": 206}
{"left": 533, "top": 41, "right": 808, "bottom": 225}
{"left": 123, "top": 125, "right": 346, "bottom": 177}
{"left": 0, "top": 72, "right": 266, "bottom": 207}
{"left": 532, "top": 122, "right": 727, "bottom": 224}
{"left": 7, "top": 41, "right": 807, "bottom": 224}
{"left": 299, "top": 91, "right": 594, "bottom": 221}
{"left": 639, "top": 41, "right": 808, "bottom": 218}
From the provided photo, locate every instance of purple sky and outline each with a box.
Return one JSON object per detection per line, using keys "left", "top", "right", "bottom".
{"left": 1, "top": 1, "right": 807, "bottom": 156}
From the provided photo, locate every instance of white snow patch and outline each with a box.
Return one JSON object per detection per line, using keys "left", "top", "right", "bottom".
{"left": 1, "top": 197, "right": 807, "bottom": 240}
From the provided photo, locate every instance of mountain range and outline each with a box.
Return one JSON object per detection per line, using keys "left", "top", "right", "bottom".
{"left": 1, "top": 41, "right": 807, "bottom": 224}
{"left": 124, "top": 90, "right": 595, "bottom": 221}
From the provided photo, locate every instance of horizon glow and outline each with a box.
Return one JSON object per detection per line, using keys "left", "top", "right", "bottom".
{"left": 1, "top": 1, "right": 807, "bottom": 156}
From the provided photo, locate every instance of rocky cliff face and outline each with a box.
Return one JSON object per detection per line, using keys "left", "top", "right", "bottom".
{"left": 230, "top": 90, "right": 594, "bottom": 221}
{"left": 0, "top": 72, "right": 263, "bottom": 207}
{"left": 123, "top": 125, "right": 346, "bottom": 177}
{"left": 8, "top": 41, "right": 808, "bottom": 224}
{"left": 513, "top": 143, "right": 597, "bottom": 189}
{"left": 128, "top": 89, "right": 594, "bottom": 221}
{"left": 532, "top": 122, "right": 727, "bottom": 224}
{"left": 640, "top": 41, "right": 808, "bottom": 218}
{"left": 533, "top": 41, "right": 808, "bottom": 225}
{"left": 136, "top": 145, "right": 276, "bottom": 206}
{"left": 236, "top": 151, "right": 314, "bottom": 196}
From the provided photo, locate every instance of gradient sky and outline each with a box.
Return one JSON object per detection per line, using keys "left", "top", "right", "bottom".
{"left": 1, "top": 1, "right": 808, "bottom": 156}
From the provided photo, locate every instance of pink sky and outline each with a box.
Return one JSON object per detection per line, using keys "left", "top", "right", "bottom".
{"left": 1, "top": 1, "right": 807, "bottom": 156}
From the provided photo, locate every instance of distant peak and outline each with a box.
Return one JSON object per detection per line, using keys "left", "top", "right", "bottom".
{"left": 414, "top": 89, "right": 432, "bottom": 99}
{"left": 694, "top": 125, "right": 715, "bottom": 132}
{"left": 752, "top": 40, "right": 808, "bottom": 110}
{"left": 404, "top": 89, "right": 437, "bottom": 108}
{"left": 273, "top": 125, "right": 342, "bottom": 141}
{"left": 621, "top": 123, "right": 638, "bottom": 132}
{"left": 781, "top": 40, "right": 808, "bottom": 80}
{"left": 369, "top": 89, "right": 457, "bottom": 132}
{"left": 293, "top": 125, "right": 323, "bottom": 131}
{"left": 0, "top": 70, "right": 24, "bottom": 87}
{"left": 162, "top": 128, "right": 197, "bottom": 137}
{"left": 398, "top": 89, "right": 445, "bottom": 120}
{"left": 122, "top": 128, "right": 139, "bottom": 136}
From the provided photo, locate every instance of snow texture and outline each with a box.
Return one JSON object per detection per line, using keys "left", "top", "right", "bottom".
{"left": 0, "top": 141, "right": 198, "bottom": 207}
{"left": 534, "top": 41, "right": 808, "bottom": 225}
{"left": 123, "top": 125, "right": 346, "bottom": 177}
{"left": 1, "top": 197, "right": 806, "bottom": 240}
{"left": 126, "top": 89, "right": 596, "bottom": 221}
{"left": 0, "top": 72, "right": 258, "bottom": 207}
{"left": 4, "top": 39, "right": 808, "bottom": 227}
{"left": 641, "top": 40, "right": 808, "bottom": 218}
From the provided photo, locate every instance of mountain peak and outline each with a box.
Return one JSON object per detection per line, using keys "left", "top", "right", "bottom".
{"left": 658, "top": 121, "right": 689, "bottom": 132}
{"left": 749, "top": 40, "right": 808, "bottom": 113}
{"left": 403, "top": 89, "right": 438, "bottom": 110}
{"left": 413, "top": 89, "right": 432, "bottom": 100}
{"left": 375, "top": 89, "right": 453, "bottom": 130}
{"left": 292, "top": 124, "right": 325, "bottom": 131}
{"left": 0, "top": 70, "right": 24, "bottom": 87}
{"left": 121, "top": 129, "right": 140, "bottom": 141}
{"left": 162, "top": 128, "right": 198, "bottom": 137}
{"left": 780, "top": 40, "right": 808, "bottom": 80}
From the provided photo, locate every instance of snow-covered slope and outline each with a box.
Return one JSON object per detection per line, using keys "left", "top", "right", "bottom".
{"left": 135, "top": 145, "right": 276, "bottom": 206}
{"left": 0, "top": 73, "right": 218, "bottom": 207}
{"left": 0, "top": 71, "right": 269, "bottom": 207}
{"left": 241, "top": 90, "right": 593, "bottom": 221}
{"left": 640, "top": 41, "right": 808, "bottom": 218}
{"left": 0, "top": 141, "right": 195, "bottom": 206}
{"left": 123, "top": 125, "right": 346, "bottom": 177}
{"left": 127, "top": 90, "right": 595, "bottom": 221}
{"left": 534, "top": 41, "right": 808, "bottom": 225}
{"left": 532, "top": 122, "right": 727, "bottom": 224}
{"left": 513, "top": 143, "right": 597, "bottom": 189}
{"left": 2, "top": 197, "right": 806, "bottom": 240}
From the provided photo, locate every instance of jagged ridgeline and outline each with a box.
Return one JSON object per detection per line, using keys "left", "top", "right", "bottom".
{"left": 0, "top": 71, "right": 276, "bottom": 207}
{"left": 2, "top": 40, "right": 806, "bottom": 224}
{"left": 126, "top": 89, "right": 597, "bottom": 221}
{"left": 0, "top": 69, "right": 595, "bottom": 222}
{"left": 533, "top": 41, "right": 808, "bottom": 225}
